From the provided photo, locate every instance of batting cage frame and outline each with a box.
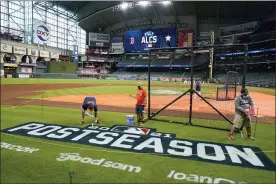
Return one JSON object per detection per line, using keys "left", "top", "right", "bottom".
{"left": 143, "top": 44, "right": 249, "bottom": 131}
{"left": 215, "top": 71, "right": 238, "bottom": 101}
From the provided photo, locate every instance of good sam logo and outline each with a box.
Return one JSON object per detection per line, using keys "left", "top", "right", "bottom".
{"left": 1, "top": 122, "right": 275, "bottom": 171}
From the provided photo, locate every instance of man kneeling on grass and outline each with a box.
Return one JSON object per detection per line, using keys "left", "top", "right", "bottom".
{"left": 81, "top": 97, "right": 99, "bottom": 125}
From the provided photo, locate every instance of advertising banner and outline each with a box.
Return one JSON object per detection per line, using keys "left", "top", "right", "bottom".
{"left": 18, "top": 74, "right": 30, "bottom": 78}
{"left": 33, "top": 21, "right": 51, "bottom": 44}
{"left": 89, "top": 32, "right": 110, "bottom": 43}
{"left": 124, "top": 27, "right": 176, "bottom": 53}
{"left": 20, "top": 67, "right": 33, "bottom": 73}
{"left": 219, "top": 21, "right": 258, "bottom": 37}
{"left": 111, "top": 36, "right": 123, "bottom": 43}
{"left": 0, "top": 69, "right": 4, "bottom": 77}
{"left": 50, "top": 52, "right": 60, "bottom": 59}
{"left": 13, "top": 46, "right": 26, "bottom": 55}
{"left": 150, "top": 77, "right": 159, "bottom": 81}
{"left": 171, "top": 78, "right": 183, "bottom": 82}
{"left": 40, "top": 50, "right": 50, "bottom": 58}
{"left": 160, "top": 77, "right": 170, "bottom": 82}
{"left": 1, "top": 44, "right": 13, "bottom": 53}
{"left": 112, "top": 43, "right": 124, "bottom": 49}
{"left": 89, "top": 42, "right": 109, "bottom": 47}
{"left": 117, "top": 75, "right": 136, "bottom": 80}
{"left": 177, "top": 30, "right": 193, "bottom": 47}
{"left": 27, "top": 49, "right": 39, "bottom": 57}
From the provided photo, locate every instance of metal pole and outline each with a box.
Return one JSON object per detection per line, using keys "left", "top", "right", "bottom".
{"left": 147, "top": 50, "right": 151, "bottom": 119}
{"left": 188, "top": 50, "right": 195, "bottom": 125}
{"left": 194, "top": 90, "right": 233, "bottom": 124}
{"left": 31, "top": 1, "right": 34, "bottom": 44}
{"left": 209, "top": 31, "right": 215, "bottom": 80}
{"left": 144, "top": 89, "right": 190, "bottom": 121}
{"left": 242, "top": 44, "right": 248, "bottom": 88}
{"left": 68, "top": 170, "right": 74, "bottom": 184}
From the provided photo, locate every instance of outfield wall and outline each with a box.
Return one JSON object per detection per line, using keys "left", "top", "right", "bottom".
{"left": 47, "top": 62, "right": 77, "bottom": 74}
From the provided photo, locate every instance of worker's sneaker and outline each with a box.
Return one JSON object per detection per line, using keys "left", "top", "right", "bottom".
{"left": 228, "top": 134, "right": 234, "bottom": 140}
{"left": 95, "top": 120, "right": 99, "bottom": 124}
{"left": 80, "top": 120, "right": 84, "bottom": 124}
{"left": 247, "top": 136, "right": 255, "bottom": 141}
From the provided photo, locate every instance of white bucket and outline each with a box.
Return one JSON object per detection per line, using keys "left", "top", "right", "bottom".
{"left": 126, "top": 115, "right": 134, "bottom": 126}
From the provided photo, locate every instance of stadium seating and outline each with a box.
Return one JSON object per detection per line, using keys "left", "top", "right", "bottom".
{"left": 135, "top": 59, "right": 150, "bottom": 65}
{"left": 152, "top": 59, "right": 171, "bottom": 65}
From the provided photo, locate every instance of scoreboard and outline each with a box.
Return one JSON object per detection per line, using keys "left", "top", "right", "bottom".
{"left": 124, "top": 27, "right": 176, "bottom": 53}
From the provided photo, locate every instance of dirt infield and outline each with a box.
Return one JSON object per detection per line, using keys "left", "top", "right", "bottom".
{"left": 1, "top": 83, "right": 275, "bottom": 124}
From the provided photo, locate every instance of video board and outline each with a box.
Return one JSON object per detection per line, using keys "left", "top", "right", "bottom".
{"left": 124, "top": 27, "right": 176, "bottom": 53}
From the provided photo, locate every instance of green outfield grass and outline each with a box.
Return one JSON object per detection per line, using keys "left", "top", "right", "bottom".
{"left": 2, "top": 78, "right": 275, "bottom": 95}
{"left": 1, "top": 105, "right": 275, "bottom": 183}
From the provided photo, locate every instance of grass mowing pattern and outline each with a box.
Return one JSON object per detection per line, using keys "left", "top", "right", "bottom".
{"left": 1, "top": 105, "right": 275, "bottom": 183}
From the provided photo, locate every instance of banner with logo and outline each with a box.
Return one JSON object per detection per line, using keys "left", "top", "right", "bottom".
{"left": 150, "top": 77, "right": 159, "bottom": 81}
{"left": 160, "top": 77, "right": 170, "bottom": 82}
{"left": 13, "top": 46, "right": 26, "bottom": 55}
{"left": 111, "top": 36, "right": 123, "bottom": 43}
{"left": 27, "top": 49, "right": 39, "bottom": 57}
{"left": 0, "top": 70, "right": 4, "bottom": 77}
{"left": 219, "top": 21, "right": 258, "bottom": 37}
{"left": 1, "top": 44, "right": 13, "bottom": 53}
{"left": 39, "top": 50, "right": 50, "bottom": 58}
{"left": 177, "top": 30, "right": 193, "bottom": 47}
{"left": 33, "top": 21, "right": 51, "bottom": 44}
{"left": 50, "top": 52, "right": 60, "bottom": 59}
{"left": 89, "top": 32, "right": 110, "bottom": 43}
{"left": 20, "top": 67, "right": 33, "bottom": 73}
{"left": 117, "top": 75, "right": 136, "bottom": 80}
{"left": 171, "top": 78, "right": 183, "bottom": 82}
{"left": 73, "top": 44, "right": 79, "bottom": 62}
{"left": 124, "top": 27, "right": 176, "bottom": 53}
{"left": 112, "top": 43, "right": 124, "bottom": 49}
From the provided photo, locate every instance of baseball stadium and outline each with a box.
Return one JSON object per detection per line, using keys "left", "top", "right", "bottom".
{"left": 0, "top": 1, "right": 275, "bottom": 184}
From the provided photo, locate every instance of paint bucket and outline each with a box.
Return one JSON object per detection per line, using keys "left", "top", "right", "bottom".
{"left": 126, "top": 115, "right": 134, "bottom": 126}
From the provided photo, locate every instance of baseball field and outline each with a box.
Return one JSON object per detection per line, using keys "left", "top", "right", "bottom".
{"left": 1, "top": 78, "right": 275, "bottom": 184}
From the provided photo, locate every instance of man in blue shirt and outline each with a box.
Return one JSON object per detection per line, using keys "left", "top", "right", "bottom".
{"left": 194, "top": 80, "right": 201, "bottom": 99}
{"left": 81, "top": 97, "right": 99, "bottom": 124}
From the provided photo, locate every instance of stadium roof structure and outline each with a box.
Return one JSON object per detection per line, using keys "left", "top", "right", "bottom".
{"left": 54, "top": 1, "right": 275, "bottom": 32}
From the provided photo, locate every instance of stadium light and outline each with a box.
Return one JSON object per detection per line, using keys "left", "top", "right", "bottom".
{"left": 120, "top": 2, "right": 129, "bottom": 10}
{"left": 162, "top": 1, "right": 171, "bottom": 6}
{"left": 138, "top": 1, "right": 150, "bottom": 7}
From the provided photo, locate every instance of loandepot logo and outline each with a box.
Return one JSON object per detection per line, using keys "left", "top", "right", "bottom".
{"left": 37, "top": 25, "right": 50, "bottom": 42}
{"left": 2, "top": 122, "right": 275, "bottom": 171}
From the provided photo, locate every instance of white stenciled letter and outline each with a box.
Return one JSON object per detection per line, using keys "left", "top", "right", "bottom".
{"left": 197, "top": 143, "right": 226, "bottom": 161}
{"left": 225, "top": 146, "right": 264, "bottom": 167}
{"left": 168, "top": 140, "right": 193, "bottom": 156}
{"left": 47, "top": 128, "right": 80, "bottom": 139}
{"left": 89, "top": 132, "right": 119, "bottom": 145}
{"left": 8, "top": 123, "right": 45, "bottom": 132}
{"left": 71, "top": 130, "right": 99, "bottom": 141}
{"left": 27, "top": 126, "right": 62, "bottom": 136}
{"left": 111, "top": 134, "right": 140, "bottom": 149}
{"left": 134, "top": 137, "right": 164, "bottom": 153}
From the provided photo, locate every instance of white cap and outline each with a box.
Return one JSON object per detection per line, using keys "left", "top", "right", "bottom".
{"left": 137, "top": 82, "right": 142, "bottom": 87}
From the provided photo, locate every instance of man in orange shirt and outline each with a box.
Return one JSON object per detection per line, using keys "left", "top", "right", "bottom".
{"left": 135, "top": 82, "right": 147, "bottom": 126}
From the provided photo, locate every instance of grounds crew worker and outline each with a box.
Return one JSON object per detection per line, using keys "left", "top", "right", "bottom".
{"left": 135, "top": 82, "right": 147, "bottom": 126}
{"left": 228, "top": 88, "right": 255, "bottom": 140}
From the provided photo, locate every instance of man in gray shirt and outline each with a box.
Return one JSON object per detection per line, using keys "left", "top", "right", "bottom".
{"left": 228, "top": 88, "right": 255, "bottom": 140}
